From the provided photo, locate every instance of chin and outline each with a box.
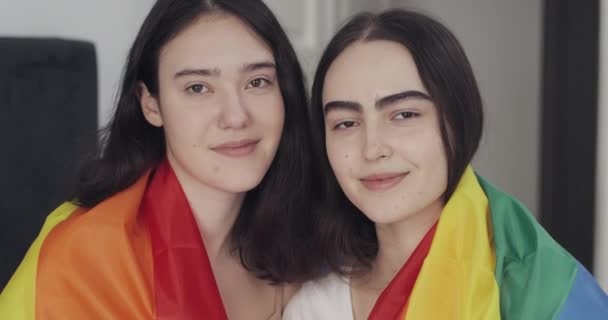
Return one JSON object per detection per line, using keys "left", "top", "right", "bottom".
{"left": 353, "top": 201, "right": 414, "bottom": 225}
{"left": 215, "top": 174, "right": 266, "bottom": 193}
{"left": 364, "top": 211, "right": 407, "bottom": 225}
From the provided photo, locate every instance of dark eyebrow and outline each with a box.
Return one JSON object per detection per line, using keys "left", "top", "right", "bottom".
{"left": 323, "top": 100, "right": 363, "bottom": 115}
{"left": 173, "top": 61, "right": 276, "bottom": 79}
{"left": 241, "top": 61, "right": 276, "bottom": 73}
{"left": 174, "top": 68, "right": 220, "bottom": 78}
{"left": 323, "top": 90, "right": 431, "bottom": 115}
{"left": 376, "top": 90, "right": 432, "bottom": 109}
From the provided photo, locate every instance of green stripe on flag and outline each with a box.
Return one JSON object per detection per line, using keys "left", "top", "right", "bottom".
{"left": 477, "top": 174, "right": 577, "bottom": 319}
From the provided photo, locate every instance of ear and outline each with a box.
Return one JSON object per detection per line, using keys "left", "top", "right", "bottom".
{"left": 138, "top": 82, "right": 163, "bottom": 127}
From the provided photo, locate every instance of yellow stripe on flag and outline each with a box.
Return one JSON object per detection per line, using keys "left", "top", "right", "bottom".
{"left": 0, "top": 202, "right": 78, "bottom": 320}
{"left": 404, "top": 166, "right": 501, "bottom": 319}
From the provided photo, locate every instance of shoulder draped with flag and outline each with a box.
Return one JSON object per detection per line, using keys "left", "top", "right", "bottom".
{"left": 284, "top": 166, "right": 608, "bottom": 319}
{"left": 0, "top": 159, "right": 229, "bottom": 320}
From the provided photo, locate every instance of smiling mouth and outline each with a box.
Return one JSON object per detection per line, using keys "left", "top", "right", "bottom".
{"left": 210, "top": 139, "right": 260, "bottom": 157}
{"left": 360, "top": 172, "right": 409, "bottom": 191}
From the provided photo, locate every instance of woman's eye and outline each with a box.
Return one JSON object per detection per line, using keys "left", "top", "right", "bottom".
{"left": 247, "top": 78, "right": 271, "bottom": 89}
{"left": 393, "top": 111, "right": 418, "bottom": 120}
{"left": 334, "top": 120, "right": 359, "bottom": 130}
{"left": 186, "top": 84, "right": 209, "bottom": 94}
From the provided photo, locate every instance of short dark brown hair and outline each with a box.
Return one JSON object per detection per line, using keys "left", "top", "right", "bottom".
{"left": 310, "top": 9, "right": 484, "bottom": 274}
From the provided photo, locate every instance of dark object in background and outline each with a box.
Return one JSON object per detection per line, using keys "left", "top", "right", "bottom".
{"left": 541, "top": 1, "right": 599, "bottom": 272}
{"left": 0, "top": 38, "right": 97, "bottom": 289}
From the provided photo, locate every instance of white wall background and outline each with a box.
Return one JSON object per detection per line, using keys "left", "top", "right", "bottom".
{"left": 595, "top": 0, "right": 608, "bottom": 291}
{"left": 0, "top": 0, "right": 156, "bottom": 127}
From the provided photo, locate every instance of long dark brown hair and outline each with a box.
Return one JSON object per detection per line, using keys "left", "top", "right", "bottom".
{"left": 311, "top": 9, "right": 484, "bottom": 275}
{"left": 72, "top": 0, "right": 321, "bottom": 283}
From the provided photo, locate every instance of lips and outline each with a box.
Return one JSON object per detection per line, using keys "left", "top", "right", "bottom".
{"left": 210, "top": 139, "right": 260, "bottom": 157}
{"left": 360, "top": 172, "right": 408, "bottom": 191}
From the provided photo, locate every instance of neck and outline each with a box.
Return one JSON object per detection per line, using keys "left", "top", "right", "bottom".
{"left": 367, "top": 200, "right": 443, "bottom": 288}
{"left": 167, "top": 156, "right": 245, "bottom": 261}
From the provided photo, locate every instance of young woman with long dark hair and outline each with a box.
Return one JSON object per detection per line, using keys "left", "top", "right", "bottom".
{"left": 0, "top": 1, "right": 319, "bottom": 318}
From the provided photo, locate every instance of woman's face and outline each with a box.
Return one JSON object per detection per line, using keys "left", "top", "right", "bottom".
{"left": 322, "top": 40, "right": 447, "bottom": 225}
{"left": 140, "top": 13, "right": 284, "bottom": 194}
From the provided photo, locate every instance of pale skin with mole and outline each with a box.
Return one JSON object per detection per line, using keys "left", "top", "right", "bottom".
{"left": 322, "top": 40, "right": 448, "bottom": 319}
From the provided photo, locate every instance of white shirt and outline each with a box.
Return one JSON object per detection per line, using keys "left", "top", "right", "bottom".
{"left": 282, "top": 273, "right": 353, "bottom": 320}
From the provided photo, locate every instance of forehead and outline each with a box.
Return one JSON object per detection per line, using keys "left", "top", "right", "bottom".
{"left": 158, "top": 13, "right": 274, "bottom": 71}
{"left": 323, "top": 40, "right": 427, "bottom": 104}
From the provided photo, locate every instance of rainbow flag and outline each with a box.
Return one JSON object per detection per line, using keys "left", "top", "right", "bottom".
{"left": 371, "top": 166, "right": 608, "bottom": 319}
{"left": 2, "top": 164, "right": 607, "bottom": 319}
{"left": 0, "top": 159, "right": 228, "bottom": 319}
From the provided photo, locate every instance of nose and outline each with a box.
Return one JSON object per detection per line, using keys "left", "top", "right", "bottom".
{"left": 363, "top": 124, "right": 392, "bottom": 161}
{"left": 218, "top": 89, "right": 250, "bottom": 130}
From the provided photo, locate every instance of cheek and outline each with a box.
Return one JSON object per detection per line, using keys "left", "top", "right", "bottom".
{"left": 163, "top": 122, "right": 204, "bottom": 156}
{"left": 427, "top": 131, "right": 448, "bottom": 166}
{"left": 253, "top": 95, "right": 285, "bottom": 133}
{"left": 400, "top": 124, "right": 446, "bottom": 163}
{"left": 162, "top": 105, "right": 212, "bottom": 141}
{"left": 419, "top": 130, "right": 449, "bottom": 192}
{"left": 159, "top": 104, "right": 219, "bottom": 155}
{"left": 326, "top": 137, "right": 356, "bottom": 181}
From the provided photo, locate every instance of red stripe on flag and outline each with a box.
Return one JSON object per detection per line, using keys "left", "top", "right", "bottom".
{"left": 368, "top": 223, "right": 437, "bottom": 320}
{"left": 142, "top": 158, "right": 228, "bottom": 319}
